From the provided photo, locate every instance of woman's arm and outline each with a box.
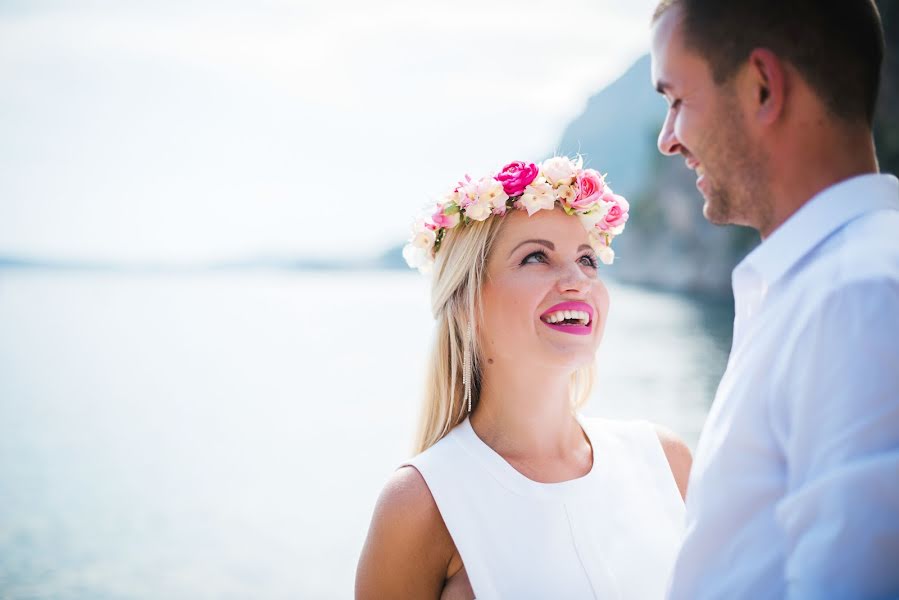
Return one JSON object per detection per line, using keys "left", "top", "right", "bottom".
{"left": 654, "top": 425, "right": 693, "bottom": 501}
{"left": 356, "top": 466, "right": 456, "bottom": 599}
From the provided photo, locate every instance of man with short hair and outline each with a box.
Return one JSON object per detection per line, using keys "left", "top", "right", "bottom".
{"left": 649, "top": 1, "right": 899, "bottom": 598}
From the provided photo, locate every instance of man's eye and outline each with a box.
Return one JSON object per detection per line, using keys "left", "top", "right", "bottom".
{"left": 521, "top": 251, "right": 548, "bottom": 265}
{"left": 670, "top": 98, "right": 682, "bottom": 110}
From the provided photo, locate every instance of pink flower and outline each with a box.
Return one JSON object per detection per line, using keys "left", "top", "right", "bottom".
{"left": 572, "top": 169, "right": 605, "bottom": 210}
{"left": 432, "top": 206, "right": 460, "bottom": 229}
{"left": 495, "top": 161, "right": 539, "bottom": 196}
{"left": 598, "top": 193, "right": 630, "bottom": 232}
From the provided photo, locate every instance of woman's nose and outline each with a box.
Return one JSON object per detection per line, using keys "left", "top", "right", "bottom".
{"left": 557, "top": 263, "right": 591, "bottom": 294}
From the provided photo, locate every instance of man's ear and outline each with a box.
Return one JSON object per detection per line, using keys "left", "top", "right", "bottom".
{"left": 746, "top": 48, "right": 786, "bottom": 125}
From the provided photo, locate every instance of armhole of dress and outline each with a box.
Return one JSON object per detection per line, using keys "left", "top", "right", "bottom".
{"left": 639, "top": 420, "right": 686, "bottom": 506}
{"left": 396, "top": 452, "right": 497, "bottom": 600}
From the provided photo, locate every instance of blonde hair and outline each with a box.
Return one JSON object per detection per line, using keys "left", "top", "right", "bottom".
{"left": 413, "top": 213, "right": 597, "bottom": 454}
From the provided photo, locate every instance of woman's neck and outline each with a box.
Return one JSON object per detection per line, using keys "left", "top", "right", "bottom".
{"left": 469, "top": 360, "right": 586, "bottom": 461}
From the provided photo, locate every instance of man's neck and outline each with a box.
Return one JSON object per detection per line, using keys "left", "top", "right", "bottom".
{"left": 761, "top": 124, "right": 878, "bottom": 239}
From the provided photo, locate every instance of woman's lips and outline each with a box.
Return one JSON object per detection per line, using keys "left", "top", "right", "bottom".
{"left": 539, "top": 301, "right": 594, "bottom": 336}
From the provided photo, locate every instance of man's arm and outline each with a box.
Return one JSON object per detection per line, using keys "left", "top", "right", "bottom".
{"left": 775, "top": 279, "right": 899, "bottom": 599}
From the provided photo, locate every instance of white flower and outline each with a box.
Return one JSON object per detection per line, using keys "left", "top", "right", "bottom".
{"left": 409, "top": 220, "right": 437, "bottom": 250}
{"left": 443, "top": 189, "right": 463, "bottom": 206}
{"left": 460, "top": 176, "right": 509, "bottom": 221}
{"left": 403, "top": 243, "right": 433, "bottom": 273}
{"left": 554, "top": 182, "right": 578, "bottom": 205}
{"left": 578, "top": 203, "right": 612, "bottom": 231}
{"left": 605, "top": 223, "right": 626, "bottom": 236}
{"left": 518, "top": 177, "right": 556, "bottom": 216}
{"left": 479, "top": 178, "right": 509, "bottom": 208}
{"left": 597, "top": 244, "right": 615, "bottom": 265}
{"left": 541, "top": 155, "right": 582, "bottom": 187}
{"left": 588, "top": 230, "right": 615, "bottom": 265}
{"left": 464, "top": 198, "right": 493, "bottom": 221}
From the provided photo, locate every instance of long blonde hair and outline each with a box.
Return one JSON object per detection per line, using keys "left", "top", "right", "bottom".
{"left": 413, "top": 213, "right": 596, "bottom": 454}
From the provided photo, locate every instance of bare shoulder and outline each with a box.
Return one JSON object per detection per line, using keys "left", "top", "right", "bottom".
{"left": 355, "top": 466, "right": 455, "bottom": 599}
{"left": 652, "top": 424, "right": 693, "bottom": 501}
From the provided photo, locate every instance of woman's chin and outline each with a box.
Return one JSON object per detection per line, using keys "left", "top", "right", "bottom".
{"left": 536, "top": 345, "right": 598, "bottom": 371}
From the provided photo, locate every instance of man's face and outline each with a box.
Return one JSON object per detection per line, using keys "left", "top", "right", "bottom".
{"left": 650, "top": 6, "right": 764, "bottom": 229}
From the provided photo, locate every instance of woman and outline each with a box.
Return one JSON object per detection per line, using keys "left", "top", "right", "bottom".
{"left": 356, "top": 157, "right": 691, "bottom": 599}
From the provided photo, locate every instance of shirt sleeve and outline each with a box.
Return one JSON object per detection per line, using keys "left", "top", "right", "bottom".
{"left": 774, "top": 278, "right": 899, "bottom": 600}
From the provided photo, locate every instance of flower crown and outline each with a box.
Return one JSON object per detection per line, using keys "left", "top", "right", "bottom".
{"left": 403, "top": 155, "right": 630, "bottom": 273}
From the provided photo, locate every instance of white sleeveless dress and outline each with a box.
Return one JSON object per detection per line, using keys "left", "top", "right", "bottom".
{"left": 402, "top": 415, "right": 685, "bottom": 599}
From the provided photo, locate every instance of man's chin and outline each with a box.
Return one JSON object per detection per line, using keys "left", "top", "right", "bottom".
{"left": 702, "top": 197, "right": 731, "bottom": 226}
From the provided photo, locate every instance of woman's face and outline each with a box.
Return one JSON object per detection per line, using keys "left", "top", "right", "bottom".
{"left": 479, "top": 206, "right": 610, "bottom": 371}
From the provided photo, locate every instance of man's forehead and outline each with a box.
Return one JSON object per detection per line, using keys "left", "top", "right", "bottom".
{"left": 651, "top": 4, "right": 684, "bottom": 51}
{"left": 650, "top": 7, "right": 687, "bottom": 89}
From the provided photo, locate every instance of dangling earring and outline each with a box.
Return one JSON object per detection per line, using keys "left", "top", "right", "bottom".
{"left": 463, "top": 323, "right": 473, "bottom": 413}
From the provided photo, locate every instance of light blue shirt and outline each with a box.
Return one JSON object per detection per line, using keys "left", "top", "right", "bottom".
{"left": 667, "top": 174, "right": 899, "bottom": 600}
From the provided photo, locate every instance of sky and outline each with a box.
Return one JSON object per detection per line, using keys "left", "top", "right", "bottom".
{"left": 0, "top": 0, "right": 660, "bottom": 263}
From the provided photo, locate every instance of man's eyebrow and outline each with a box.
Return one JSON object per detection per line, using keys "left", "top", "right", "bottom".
{"left": 509, "top": 239, "right": 554, "bottom": 257}
{"left": 655, "top": 79, "right": 672, "bottom": 95}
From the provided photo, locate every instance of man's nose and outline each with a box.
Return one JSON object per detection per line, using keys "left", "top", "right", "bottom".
{"left": 657, "top": 110, "right": 681, "bottom": 156}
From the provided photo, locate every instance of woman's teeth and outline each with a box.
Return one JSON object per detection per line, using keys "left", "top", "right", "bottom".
{"left": 542, "top": 310, "right": 590, "bottom": 325}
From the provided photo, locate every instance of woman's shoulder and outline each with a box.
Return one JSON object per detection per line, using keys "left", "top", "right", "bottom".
{"left": 580, "top": 416, "right": 692, "bottom": 500}
{"left": 355, "top": 466, "right": 456, "bottom": 597}
{"left": 373, "top": 465, "right": 444, "bottom": 531}
{"left": 650, "top": 423, "right": 692, "bottom": 500}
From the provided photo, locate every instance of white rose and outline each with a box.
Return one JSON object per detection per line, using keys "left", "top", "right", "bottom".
{"left": 518, "top": 177, "right": 556, "bottom": 216}
{"left": 541, "top": 156, "right": 582, "bottom": 186}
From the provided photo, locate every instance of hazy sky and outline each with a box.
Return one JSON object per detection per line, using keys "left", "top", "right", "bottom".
{"left": 0, "top": 0, "right": 659, "bottom": 263}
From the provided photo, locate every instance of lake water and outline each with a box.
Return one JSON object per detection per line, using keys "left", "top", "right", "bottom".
{"left": 0, "top": 270, "right": 733, "bottom": 599}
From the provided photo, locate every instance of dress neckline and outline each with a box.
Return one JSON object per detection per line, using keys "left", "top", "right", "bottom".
{"left": 452, "top": 414, "right": 600, "bottom": 498}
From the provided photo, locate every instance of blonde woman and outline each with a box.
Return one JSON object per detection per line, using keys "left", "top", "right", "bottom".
{"left": 356, "top": 158, "right": 692, "bottom": 599}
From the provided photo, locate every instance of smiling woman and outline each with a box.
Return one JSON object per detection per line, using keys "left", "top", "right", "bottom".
{"left": 355, "top": 157, "right": 692, "bottom": 599}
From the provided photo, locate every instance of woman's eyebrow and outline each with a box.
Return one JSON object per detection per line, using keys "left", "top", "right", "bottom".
{"left": 508, "top": 240, "right": 595, "bottom": 258}
{"left": 509, "top": 239, "right": 554, "bottom": 258}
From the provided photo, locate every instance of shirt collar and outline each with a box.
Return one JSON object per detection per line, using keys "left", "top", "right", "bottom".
{"left": 734, "top": 173, "right": 899, "bottom": 290}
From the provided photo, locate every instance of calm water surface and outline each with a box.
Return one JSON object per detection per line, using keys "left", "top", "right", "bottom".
{"left": 0, "top": 270, "right": 732, "bottom": 599}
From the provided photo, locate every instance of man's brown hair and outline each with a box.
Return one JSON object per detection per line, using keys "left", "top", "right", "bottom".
{"left": 653, "top": 0, "right": 885, "bottom": 126}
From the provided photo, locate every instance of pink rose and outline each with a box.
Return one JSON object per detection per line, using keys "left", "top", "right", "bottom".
{"left": 495, "top": 161, "right": 539, "bottom": 196}
{"left": 598, "top": 193, "right": 630, "bottom": 231}
{"left": 572, "top": 169, "right": 606, "bottom": 209}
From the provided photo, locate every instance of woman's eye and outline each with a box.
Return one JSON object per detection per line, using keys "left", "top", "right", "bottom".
{"left": 521, "top": 251, "right": 548, "bottom": 265}
{"left": 579, "top": 255, "right": 599, "bottom": 269}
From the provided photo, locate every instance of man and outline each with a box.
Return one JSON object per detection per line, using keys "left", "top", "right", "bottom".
{"left": 649, "top": 1, "right": 899, "bottom": 598}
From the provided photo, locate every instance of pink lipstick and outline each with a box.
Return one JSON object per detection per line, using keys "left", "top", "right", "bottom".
{"left": 539, "top": 301, "right": 595, "bottom": 336}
